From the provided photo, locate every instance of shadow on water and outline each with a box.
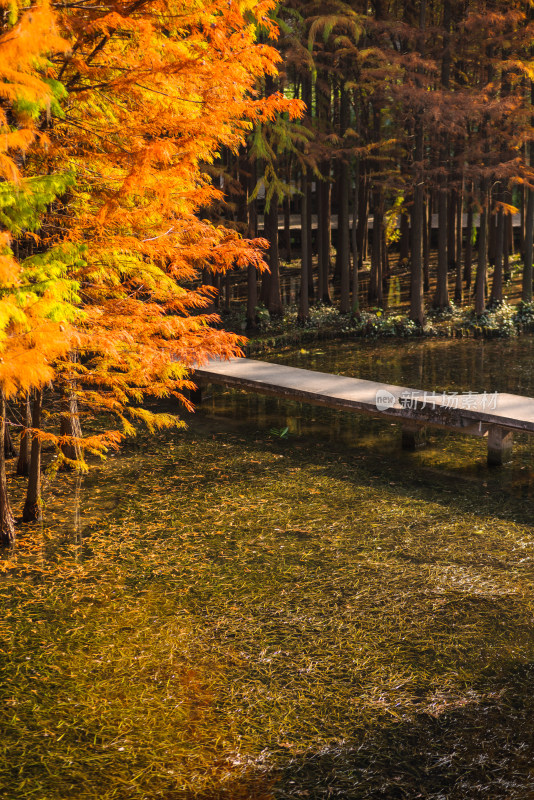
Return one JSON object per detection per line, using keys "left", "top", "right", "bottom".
{"left": 265, "top": 666, "right": 534, "bottom": 799}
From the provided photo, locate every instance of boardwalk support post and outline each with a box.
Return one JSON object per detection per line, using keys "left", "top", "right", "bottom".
{"left": 487, "top": 426, "right": 513, "bottom": 466}
{"left": 401, "top": 423, "right": 427, "bottom": 451}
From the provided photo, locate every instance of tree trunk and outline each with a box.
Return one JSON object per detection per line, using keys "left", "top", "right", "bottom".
{"left": 266, "top": 198, "right": 283, "bottom": 316}
{"left": 447, "top": 188, "right": 457, "bottom": 270}
{"left": 410, "top": 118, "right": 425, "bottom": 325}
{"left": 356, "top": 173, "right": 368, "bottom": 269}
{"left": 475, "top": 185, "right": 489, "bottom": 316}
{"left": 22, "top": 389, "right": 43, "bottom": 523}
{"left": 246, "top": 161, "right": 258, "bottom": 329}
{"left": 16, "top": 393, "right": 31, "bottom": 477}
{"left": 423, "top": 193, "right": 430, "bottom": 292}
{"left": 306, "top": 175, "right": 314, "bottom": 301}
{"left": 283, "top": 192, "right": 291, "bottom": 263}
{"left": 454, "top": 186, "right": 463, "bottom": 304}
{"left": 503, "top": 189, "right": 511, "bottom": 282}
{"left": 60, "top": 392, "right": 83, "bottom": 467}
{"left": 381, "top": 226, "right": 389, "bottom": 298}
{"left": 351, "top": 160, "right": 360, "bottom": 313}
{"left": 223, "top": 272, "right": 231, "bottom": 312}
{"left": 435, "top": 0, "right": 451, "bottom": 310}
{"left": 507, "top": 212, "right": 515, "bottom": 256}
{"left": 368, "top": 191, "right": 383, "bottom": 306}
{"left": 317, "top": 176, "right": 324, "bottom": 299}
{"left": 433, "top": 188, "right": 450, "bottom": 308}
{"left": 318, "top": 172, "right": 332, "bottom": 303}
{"left": 298, "top": 170, "right": 310, "bottom": 323}
{"left": 4, "top": 422, "right": 16, "bottom": 459}
{"left": 490, "top": 206, "right": 504, "bottom": 305}
{"left": 520, "top": 183, "right": 526, "bottom": 258}
{"left": 523, "top": 187, "right": 534, "bottom": 302}
{"left": 302, "top": 72, "right": 315, "bottom": 302}
{"left": 398, "top": 211, "right": 410, "bottom": 265}
{"left": 338, "top": 158, "right": 350, "bottom": 310}
{"left": 488, "top": 207, "right": 496, "bottom": 266}
{"left": 464, "top": 200, "right": 473, "bottom": 292}
{"left": 0, "top": 390, "right": 15, "bottom": 546}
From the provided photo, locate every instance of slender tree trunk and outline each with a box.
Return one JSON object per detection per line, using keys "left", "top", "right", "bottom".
{"left": 410, "top": 116, "right": 425, "bottom": 325}
{"left": 4, "top": 423, "right": 16, "bottom": 459}
{"left": 22, "top": 389, "right": 43, "bottom": 523}
{"left": 266, "top": 198, "right": 283, "bottom": 315}
{"left": 222, "top": 271, "right": 230, "bottom": 312}
{"left": 381, "top": 227, "right": 389, "bottom": 297}
{"left": 318, "top": 173, "right": 332, "bottom": 303}
{"left": 490, "top": 206, "right": 504, "bottom": 305}
{"left": 465, "top": 200, "right": 473, "bottom": 292}
{"left": 60, "top": 393, "right": 83, "bottom": 467}
{"left": 447, "top": 188, "right": 457, "bottom": 270}
{"left": 523, "top": 187, "right": 534, "bottom": 302}
{"left": 259, "top": 263, "right": 270, "bottom": 304}
{"left": 423, "top": 194, "right": 430, "bottom": 292}
{"left": 351, "top": 159, "right": 360, "bottom": 313}
{"left": 398, "top": 211, "right": 410, "bottom": 265}
{"left": 508, "top": 212, "right": 515, "bottom": 256}
{"left": 454, "top": 185, "right": 463, "bottom": 304}
{"left": 306, "top": 175, "right": 314, "bottom": 301}
{"left": 260, "top": 199, "right": 272, "bottom": 305}
{"left": 333, "top": 161, "right": 341, "bottom": 283}
{"left": 317, "top": 176, "right": 324, "bottom": 299}
{"left": 283, "top": 192, "right": 291, "bottom": 263}
{"left": 246, "top": 161, "right": 258, "bottom": 329}
{"left": 339, "top": 109, "right": 350, "bottom": 313}
{"left": 302, "top": 73, "right": 314, "bottom": 302}
{"left": 299, "top": 170, "right": 310, "bottom": 323}
{"left": 368, "top": 191, "right": 383, "bottom": 305}
{"left": 16, "top": 393, "right": 31, "bottom": 477}
{"left": 520, "top": 183, "right": 526, "bottom": 258}
{"left": 433, "top": 188, "right": 450, "bottom": 308}
{"left": 504, "top": 212, "right": 510, "bottom": 282}
{"left": 357, "top": 173, "right": 368, "bottom": 269}
{"left": 435, "top": 0, "right": 451, "bottom": 310}
{"left": 475, "top": 184, "right": 489, "bottom": 315}
{"left": 0, "top": 389, "right": 15, "bottom": 546}
{"left": 60, "top": 351, "right": 83, "bottom": 468}
{"left": 488, "top": 207, "right": 496, "bottom": 266}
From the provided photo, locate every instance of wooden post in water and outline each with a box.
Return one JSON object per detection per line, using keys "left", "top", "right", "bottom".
{"left": 401, "top": 423, "right": 427, "bottom": 451}
{"left": 487, "top": 426, "right": 513, "bottom": 466}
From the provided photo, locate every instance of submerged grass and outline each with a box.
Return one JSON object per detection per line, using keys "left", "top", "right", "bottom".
{"left": 1, "top": 407, "right": 534, "bottom": 798}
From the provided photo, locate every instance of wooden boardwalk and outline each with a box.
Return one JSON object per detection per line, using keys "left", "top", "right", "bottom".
{"left": 194, "top": 357, "right": 534, "bottom": 465}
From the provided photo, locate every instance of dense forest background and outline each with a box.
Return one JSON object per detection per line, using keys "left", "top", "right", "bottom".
{"left": 220, "top": 0, "right": 534, "bottom": 326}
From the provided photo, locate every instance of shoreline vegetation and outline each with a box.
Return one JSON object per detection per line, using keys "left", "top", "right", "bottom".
{"left": 224, "top": 300, "right": 534, "bottom": 355}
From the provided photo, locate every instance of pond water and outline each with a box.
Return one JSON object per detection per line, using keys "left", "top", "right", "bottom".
{"left": 272, "top": 336, "right": 534, "bottom": 395}
{"left": 3, "top": 336, "right": 534, "bottom": 800}
{"left": 203, "top": 335, "right": 534, "bottom": 493}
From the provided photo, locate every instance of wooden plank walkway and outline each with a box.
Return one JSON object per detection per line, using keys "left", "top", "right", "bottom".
{"left": 194, "top": 357, "right": 534, "bottom": 465}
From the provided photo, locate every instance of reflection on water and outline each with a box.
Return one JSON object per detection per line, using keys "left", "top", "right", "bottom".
{"left": 201, "top": 336, "right": 534, "bottom": 491}
{"left": 270, "top": 336, "right": 534, "bottom": 395}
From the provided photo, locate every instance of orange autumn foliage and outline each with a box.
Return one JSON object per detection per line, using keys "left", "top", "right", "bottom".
{"left": 33, "top": 0, "right": 305, "bottom": 433}
{"left": 0, "top": 1, "right": 76, "bottom": 399}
